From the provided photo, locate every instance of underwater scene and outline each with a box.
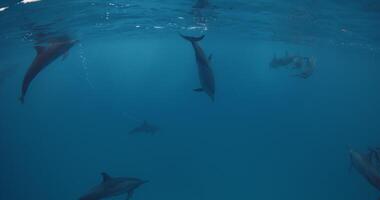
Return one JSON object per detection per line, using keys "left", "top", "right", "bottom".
{"left": 1, "top": 0, "right": 380, "bottom": 200}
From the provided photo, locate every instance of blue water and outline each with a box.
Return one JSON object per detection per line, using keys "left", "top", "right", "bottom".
{"left": 1, "top": 0, "right": 380, "bottom": 200}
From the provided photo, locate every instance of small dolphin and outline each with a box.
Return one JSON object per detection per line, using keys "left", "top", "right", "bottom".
{"left": 79, "top": 172, "right": 148, "bottom": 200}
{"left": 129, "top": 120, "right": 159, "bottom": 135}
{"left": 349, "top": 148, "right": 380, "bottom": 191}
{"left": 270, "top": 52, "right": 296, "bottom": 68}
{"left": 19, "top": 35, "right": 76, "bottom": 103}
{"left": 180, "top": 34, "right": 215, "bottom": 101}
{"left": 292, "top": 57, "right": 315, "bottom": 79}
{"left": 193, "top": 0, "right": 210, "bottom": 8}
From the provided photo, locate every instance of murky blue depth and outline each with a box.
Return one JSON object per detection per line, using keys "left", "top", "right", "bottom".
{"left": 1, "top": 1, "right": 380, "bottom": 200}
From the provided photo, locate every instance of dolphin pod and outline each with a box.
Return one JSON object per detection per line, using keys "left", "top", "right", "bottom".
{"left": 19, "top": 35, "right": 76, "bottom": 103}
{"left": 180, "top": 34, "right": 215, "bottom": 102}
{"left": 79, "top": 172, "right": 148, "bottom": 200}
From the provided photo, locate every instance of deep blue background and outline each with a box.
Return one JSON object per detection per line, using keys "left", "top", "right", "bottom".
{"left": 1, "top": 1, "right": 380, "bottom": 200}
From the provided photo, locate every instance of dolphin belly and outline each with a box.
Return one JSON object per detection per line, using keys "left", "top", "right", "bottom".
{"left": 197, "top": 63, "right": 215, "bottom": 98}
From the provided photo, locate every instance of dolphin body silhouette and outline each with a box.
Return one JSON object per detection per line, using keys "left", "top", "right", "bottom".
{"left": 79, "top": 172, "right": 148, "bottom": 200}
{"left": 349, "top": 148, "right": 380, "bottom": 192}
{"left": 193, "top": 0, "right": 210, "bottom": 8}
{"left": 270, "top": 53, "right": 296, "bottom": 68}
{"left": 292, "top": 57, "right": 315, "bottom": 79}
{"left": 19, "top": 35, "right": 76, "bottom": 103}
{"left": 129, "top": 121, "right": 159, "bottom": 135}
{"left": 180, "top": 34, "right": 215, "bottom": 101}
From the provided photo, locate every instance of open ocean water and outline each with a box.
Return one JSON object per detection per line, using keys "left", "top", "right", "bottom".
{"left": 1, "top": 0, "right": 380, "bottom": 200}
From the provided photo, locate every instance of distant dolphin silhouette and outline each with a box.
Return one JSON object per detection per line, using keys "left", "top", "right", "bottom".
{"left": 79, "top": 172, "right": 148, "bottom": 200}
{"left": 193, "top": 0, "right": 210, "bottom": 8}
{"left": 349, "top": 148, "right": 380, "bottom": 192}
{"left": 180, "top": 34, "right": 215, "bottom": 101}
{"left": 19, "top": 35, "right": 76, "bottom": 103}
{"left": 270, "top": 52, "right": 296, "bottom": 68}
{"left": 292, "top": 57, "right": 315, "bottom": 79}
{"left": 129, "top": 120, "right": 159, "bottom": 135}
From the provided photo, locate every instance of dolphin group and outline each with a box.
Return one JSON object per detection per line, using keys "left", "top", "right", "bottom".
{"left": 349, "top": 148, "right": 380, "bottom": 193}
{"left": 79, "top": 172, "right": 148, "bottom": 200}
{"left": 180, "top": 34, "right": 215, "bottom": 101}
{"left": 129, "top": 120, "right": 159, "bottom": 135}
{"left": 19, "top": 35, "right": 76, "bottom": 103}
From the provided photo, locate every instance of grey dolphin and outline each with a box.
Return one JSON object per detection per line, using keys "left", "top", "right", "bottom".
{"left": 129, "top": 120, "right": 159, "bottom": 135}
{"left": 19, "top": 35, "right": 77, "bottom": 103}
{"left": 292, "top": 57, "right": 315, "bottom": 79}
{"left": 349, "top": 148, "right": 380, "bottom": 191}
{"left": 79, "top": 172, "right": 148, "bottom": 200}
{"left": 193, "top": 0, "right": 210, "bottom": 8}
{"left": 180, "top": 34, "right": 215, "bottom": 101}
{"left": 270, "top": 52, "right": 296, "bottom": 68}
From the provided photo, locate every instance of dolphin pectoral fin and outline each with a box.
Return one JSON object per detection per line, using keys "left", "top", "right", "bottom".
{"left": 208, "top": 54, "right": 213, "bottom": 61}
{"left": 34, "top": 46, "right": 46, "bottom": 55}
{"left": 101, "top": 172, "right": 112, "bottom": 182}
{"left": 126, "top": 190, "right": 134, "bottom": 200}
{"left": 193, "top": 88, "right": 204, "bottom": 92}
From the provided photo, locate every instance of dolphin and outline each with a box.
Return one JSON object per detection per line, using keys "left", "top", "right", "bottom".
{"left": 349, "top": 148, "right": 380, "bottom": 192}
{"left": 19, "top": 35, "right": 77, "bottom": 103}
{"left": 79, "top": 172, "right": 148, "bottom": 200}
{"left": 180, "top": 34, "right": 215, "bottom": 101}
{"left": 193, "top": 0, "right": 210, "bottom": 8}
{"left": 270, "top": 52, "right": 296, "bottom": 68}
{"left": 129, "top": 120, "right": 159, "bottom": 135}
{"left": 292, "top": 57, "right": 315, "bottom": 79}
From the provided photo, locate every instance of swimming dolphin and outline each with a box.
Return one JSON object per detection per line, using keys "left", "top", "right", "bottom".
{"left": 270, "top": 52, "right": 296, "bottom": 68}
{"left": 19, "top": 35, "right": 76, "bottom": 103}
{"left": 292, "top": 57, "right": 315, "bottom": 79}
{"left": 129, "top": 120, "right": 159, "bottom": 135}
{"left": 180, "top": 34, "right": 215, "bottom": 101}
{"left": 349, "top": 148, "right": 380, "bottom": 192}
{"left": 79, "top": 172, "right": 148, "bottom": 200}
{"left": 193, "top": 0, "right": 210, "bottom": 8}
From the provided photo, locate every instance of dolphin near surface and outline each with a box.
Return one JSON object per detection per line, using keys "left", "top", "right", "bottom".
{"left": 19, "top": 35, "right": 76, "bottom": 103}
{"left": 180, "top": 34, "right": 215, "bottom": 101}
{"left": 349, "top": 148, "right": 380, "bottom": 194}
{"left": 129, "top": 120, "right": 159, "bottom": 135}
{"left": 270, "top": 52, "right": 296, "bottom": 68}
{"left": 291, "top": 57, "right": 315, "bottom": 79}
{"left": 193, "top": 0, "right": 210, "bottom": 8}
{"left": 79, "top": 172, "right": 148, "bottom": 200}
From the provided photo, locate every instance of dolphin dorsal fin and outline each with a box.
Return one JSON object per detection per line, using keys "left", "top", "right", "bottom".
{"left": 101, "top": 172, "right": 112, "bottom": 182}
{"left": 208, "top": 54, "right": 213, "bottom": 61}
{"left": 34, "top": 46, "right": 46, "bottom": 55}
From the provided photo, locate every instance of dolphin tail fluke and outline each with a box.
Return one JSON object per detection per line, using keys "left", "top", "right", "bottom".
{"left": 18, "top": 96, "right": 24, "bottom": 104}
{"left": 180, "top": 34, "right": 205, "bottom": 42}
